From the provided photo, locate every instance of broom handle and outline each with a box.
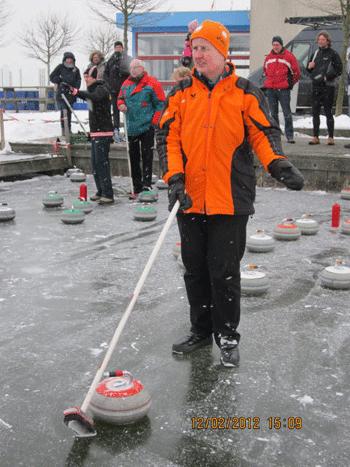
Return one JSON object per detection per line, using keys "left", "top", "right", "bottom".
{"left": 122, "top": 114, "right": 134, "bottom": 194}
{"left": 81, "top": 200, "right": 179, "bottom": 413}
{"left": 61, "top": 93, "right": 89, "bottom": 137}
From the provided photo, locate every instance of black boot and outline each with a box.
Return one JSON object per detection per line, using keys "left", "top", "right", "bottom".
{"left": 172, "top": 333, "right": 212, "bottom": 354}
{"left": 220, "top": 336, "right": 240, "bottom": 367}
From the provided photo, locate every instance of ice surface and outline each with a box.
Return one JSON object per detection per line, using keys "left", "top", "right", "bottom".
{"left": 0, "top": 176, "right": 349, "bottom": 466}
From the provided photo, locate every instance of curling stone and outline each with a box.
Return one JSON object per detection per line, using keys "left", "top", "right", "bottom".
{"left": 295, "top": 214, "right": 319, "bottom": 235}
{"left": 42, "top": 191, "right": 64, "bottom": 208}
{"left": 133, "top": 205, "right": 157, "bottom": 221}
{"left": 273, "top": 219, "right": 301, "bottom": 241}
{"left": 319, "top": 259, "right": 350, "bottom": 290}
{"left": 340, "top": 187, "right": 350, "bottom": 200}
{"left": 90, "top": 370, "right": 151, "bottom": 425}
{"left": 0, "top": 203, "right": 15, "bottom": 222}
{"left": 341, "top": 218, "right": 350, "bottom": 235}
{"left": 66, "top": 167, "right": 81, "bottom": 178}
{"left": 246, "top": 230, "right": 274, "bottom": 253}
{"left": 241, "top": 264, "right": 269, "bottom": 296}
{"left": 138, "top": 189, "right": 158, "bottom": 203}
{"left": 173, "top": 241, "right": 181, "bottom": 258}
{"left": 66, "top": 167, "right": 80, "bottom": 178}
{"left": 61, "top": 208, "right": 85, "bottom": 224}
{"left": 70, "top": 171, "right": 87, "bottom": 183}
{"left": 155, "top": 179, "right": 168, "bottom": 190}
{"left": 72, "top": 199, "right": 93, "bottom": 214}
{"left": 152, "top": 173, "right": 158, "bottom": 184}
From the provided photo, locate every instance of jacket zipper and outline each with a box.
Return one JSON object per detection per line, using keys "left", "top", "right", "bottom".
{"left": 203, "top": 91, "right": 212, "bottom": 214}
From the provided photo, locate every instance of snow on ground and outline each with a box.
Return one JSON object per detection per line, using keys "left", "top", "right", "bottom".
{"left": 293, "top": 113, "right": 350, "bottom": 130}
{"left": 3, "top": 110, "right": 350, "bottom": 145}
{"left": 3, "top": 110, "right": 89, "bottom": 142}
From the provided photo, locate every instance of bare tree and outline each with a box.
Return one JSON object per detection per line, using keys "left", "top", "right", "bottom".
{"left": 19, "top": 13, "right": 80, "bottom": 84}
{"left": 88, "top": 0, "right": 163, "bottom": 53}
{"left": 0, "top": 0, "right": 12, "bottom": 46}
{"left": 85, "top": 24, "right": 119, "bottom": 58}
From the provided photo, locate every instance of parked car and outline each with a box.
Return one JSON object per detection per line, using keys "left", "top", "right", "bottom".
{"left": 248, "top": 24, "right": 345, "bottom": 110}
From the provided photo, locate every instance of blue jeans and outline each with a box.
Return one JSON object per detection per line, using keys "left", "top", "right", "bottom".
{"left": 91, "top": 137, "right": 114, "bottom": 199}
{"left": 265, "top": 89, "right": 294, "bottom": 141}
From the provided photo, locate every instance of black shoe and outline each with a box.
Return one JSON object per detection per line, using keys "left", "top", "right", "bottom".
{"left": 220, "top": 336, "right": 239, "bottom": 367}
{"left": 344, "top": 144, "right": 350, "bottom": 149}
{"left": 172, "top": 333, "right": 212, "bottom": 354}
{"left": 287, "top": 140, "right": 295, "bottom": 144}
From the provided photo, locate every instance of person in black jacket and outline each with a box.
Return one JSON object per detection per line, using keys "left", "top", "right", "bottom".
{"left": 307, "top": 31, "right": 342, "bottom": 146}
{"left": 49, "top": 52, "right": 81, "bottom": 135}
{"left": 70, "top": 67, "right": 114, "bottom": 204}
{"left": 103, "top": 41, "right": 132, "bottom": 142}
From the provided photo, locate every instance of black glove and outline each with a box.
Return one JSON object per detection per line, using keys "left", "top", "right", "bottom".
{"left": 59, "top": 82, "right": 71, "bottom": 96}
{"left": 268, "top": 159, "right": 304, "bottom": 191}
{"left": 168, "top": 173, "right": 192, "bottom": 212}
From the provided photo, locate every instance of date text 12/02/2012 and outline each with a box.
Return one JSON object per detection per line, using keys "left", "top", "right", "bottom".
{"left": 191, "top": 417, "right": 303, "bottom": 430}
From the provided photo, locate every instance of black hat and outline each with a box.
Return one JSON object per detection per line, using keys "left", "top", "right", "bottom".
{"left": 272, "top": 36, "right": 283, "bottom": 46}
{"left": 63, "top": 51, "right": 75, "bottom": 62}
{"left": 114, "top": 41, "right": 123, "bottom": 48}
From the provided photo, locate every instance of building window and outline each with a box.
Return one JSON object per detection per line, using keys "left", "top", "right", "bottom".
{"left": 229, "top": 33, "right": 250, "bottom": 54}
{"left": 142, "top": 59, "right": 179, "bottom": 81}
{"left": 137, "top": 31, "right": 250, "bottom": 82}
{"left": 137, "top": 33, "right": 184, "bottom": 56}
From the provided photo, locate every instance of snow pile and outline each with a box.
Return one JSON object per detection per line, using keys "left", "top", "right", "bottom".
{"left": 294, "top": 114, "right": 350, "bottom": 130}
{"left": 3, "top": 110, "right": 89, "bottom": 142}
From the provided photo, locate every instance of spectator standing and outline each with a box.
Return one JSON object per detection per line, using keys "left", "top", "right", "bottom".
{"left": 70, "top": 66, "right": 114, "bottom": 205}
{"left": 118, "top": 59, "right": 165, "bottom": 196}
{"left": 307, "top": 31, "right": 342, "bottom": 145}
{"left": 86, "top": 51, "right": 105, "bottom": 80}
{"left": 263, "top": 36, "right": 300, "bottom": 144}
{"left": 49, "top": 52, "right": 81, "bottom": 135}
{"left": 181, "top": 19, "right": 198, "bottom": 68}
{"left": 103, "top": 41, "right": 132, "bottom": 143}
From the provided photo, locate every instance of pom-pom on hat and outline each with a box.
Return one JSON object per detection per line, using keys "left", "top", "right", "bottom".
{"left": 191, "top": 20, "right": 230, "bottom": 58}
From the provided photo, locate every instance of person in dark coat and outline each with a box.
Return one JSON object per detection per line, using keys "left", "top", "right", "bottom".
{"left": 307, "top": 31, "right": 342, "bottom": 146}
{"left": 49, "top": 52, "right": 81, "bottom": 135}
{"left": 103, "top": 41, "right": 132, "bottom": 142}
{"left": 70, "top": 66, "right": 114, "bottom": 205}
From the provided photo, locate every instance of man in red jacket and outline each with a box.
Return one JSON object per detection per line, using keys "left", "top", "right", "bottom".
{"left": 263, "top": 36, "right": 300, "bottom": 143}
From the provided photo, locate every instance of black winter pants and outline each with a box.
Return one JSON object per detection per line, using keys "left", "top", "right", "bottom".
{"left": 91, "top": 137, "right": 114, "bottom": 199}
{"left": 177, "top": 213, "right": 249, "bottom": 342}
{"left": 311, "top": 85, "right": 335, "bottom": 138}
{"left": 128, "top": 128, "right": 154, "bottom": 193}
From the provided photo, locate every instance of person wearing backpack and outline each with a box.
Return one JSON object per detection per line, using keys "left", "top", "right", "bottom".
{"left": 307, "top": 31, "right": 342, "bottom": 146}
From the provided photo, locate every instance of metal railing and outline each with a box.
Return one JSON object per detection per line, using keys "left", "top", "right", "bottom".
{"left": 0, "top": 86, "right": 56, "bottom": 112}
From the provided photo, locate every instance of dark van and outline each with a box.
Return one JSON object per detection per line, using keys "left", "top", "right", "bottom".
{"left": 248, "top": 23, "right": 344, "bottom": 110}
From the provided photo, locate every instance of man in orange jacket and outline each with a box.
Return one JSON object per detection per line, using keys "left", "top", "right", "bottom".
{"left": 157, "top": 20, "right": 304, "bottom": 367}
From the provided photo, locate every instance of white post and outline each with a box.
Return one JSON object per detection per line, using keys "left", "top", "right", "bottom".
{"left": 0, "top": 108, "right": 5, "bottom": 150}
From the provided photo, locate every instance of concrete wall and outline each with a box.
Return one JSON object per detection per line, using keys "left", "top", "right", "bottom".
{"left": 250, "top": 0, "right": 339, "bottom": 74}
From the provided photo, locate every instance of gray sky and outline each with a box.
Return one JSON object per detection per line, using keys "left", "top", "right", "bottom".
{"left": 1, "top": 0, "right": 250, "bottom": 86}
